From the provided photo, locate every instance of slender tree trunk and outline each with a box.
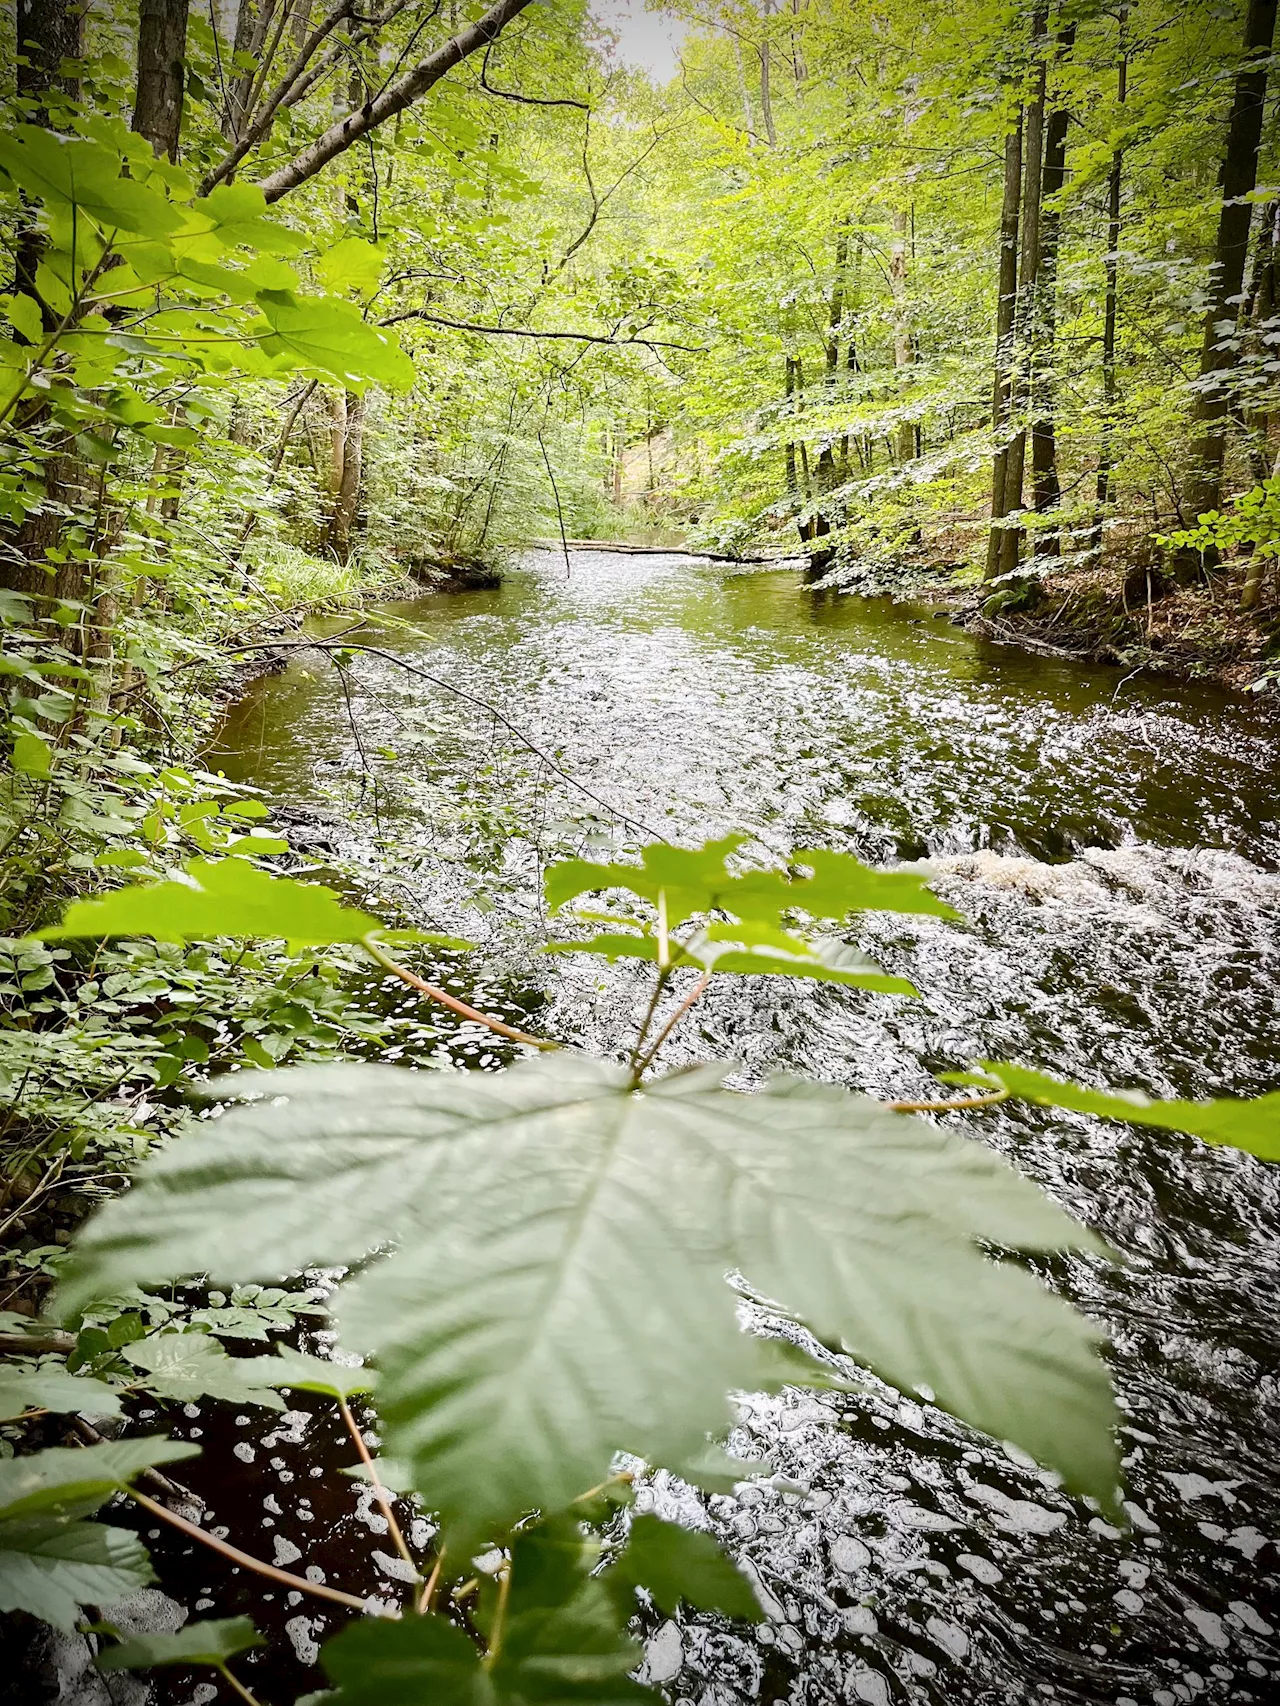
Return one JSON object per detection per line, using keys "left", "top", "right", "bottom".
{"left": 3, "top": 0, "right": 86, "bottom": 603}
{"left": 226, "top": 0, "right": 279, "bottom": 142}
{"left": 329, "top": 393, "right": 365, "bottom": 562}
{"left": 1178, "top": 0, "right": 1278, "bottom": 568}
{"left": 1089, "top": 35, "right": 1129, "bottom": 564}
{"left": 985, "top": 109, "right": 1024, "bottom": 579}
{"left": 890, "top": 206, "right": 915, "bottom": 466}
{"left": 731, "top": 35, "right": 758, "bottom": 144}
{"left": 759, "top": 0, "right": 778, "bottom": 147}
{"left": 133, "top": 0, "right": 190, "bottom": 160}
{"left": 997, "top": 9, "right": 1048, "bottom": 580}
{"left": 784, "top": 355, "right": 801, "bottom": 503}
{"left": 815, "top": 232, "right": 848, "bottom": 492}
{"left": 290, "top": 0, "right": 315, "bottom": 49}
{"left": 1029, "top": 23, "right": 1076, "bottom": 556}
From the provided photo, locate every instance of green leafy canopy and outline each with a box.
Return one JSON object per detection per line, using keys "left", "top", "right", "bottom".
{"left": 59, "top": 1053, "right": 1119, "bottom": 1546}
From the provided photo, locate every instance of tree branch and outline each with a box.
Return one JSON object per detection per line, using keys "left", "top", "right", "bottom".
{"left": 479, "top": 38, "right": 588, "bottom": 109}
{"left": 382, "top": 309, "right": 703, "bottom": 351}
{"left": 255, "top": 0, "right": 538, "bottom": 203}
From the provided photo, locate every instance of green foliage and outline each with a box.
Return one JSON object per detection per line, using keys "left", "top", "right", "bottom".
{"left": 0, "top": 1436, "right": 197, "bottom": 1628}
{"left": 121, "top": 1332, "right": 287, "bottom": 1409}
{"left": 322, "top": 1513, "right": 654, "bottom": 1704}
{"left": 1161, "top": 478, "right": 1280, "bottom": 562}
{"left": 611, "top": 1513, "right": 763, "bottom": 1621}
{"left": 546, "top": 838, "right": 957, "bottom": 991}
{"left": 41, "top": 858, "right": 379, "bottom": 947}
{"left": 97, "top": 1616, "right": 263, "bottom": 1673}
{"left": 974, "top": 1063, "right": 1280, "bottom": 1160}
{"left": 58, "top": 1050, "right": 1119, "bottom": 1543}
{"left": 0, "top": 1368, "right": 122, "bottom": 1421}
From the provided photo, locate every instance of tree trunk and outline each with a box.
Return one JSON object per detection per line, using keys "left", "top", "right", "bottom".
{"left": 997, "top": 9, "right": 1048, "bottom": 581}
{"left": 1089, "top": 33, "right": 1129, "bottom": 563}
{"left": 1179, "top": 0, "right": 1278, "bottom": 562}
{"left": 985, "top": 109, "right": 1024, "bottom": 579}
{"left": 329, "top": 393, "right": 365, "bottom": 562}
{"left": 1029, "top": 23, "right": 1076, "bottom": 556}
{"left": 2, "top": 0, "right": 86, "bottom": 603}
{"left": 226, "top": 0, "right": 279, "bottom": 142}
{"left": 815, "top": 232, "right": 848, "bottom": 492}
{"left": 133, "top": 0, "right": 190, "bottom": 160}
{"left": 759, "top": 1, "right": 778, "bottom": 147}
{"left": 890, "top": 207, "right": 914, "bottom": 466}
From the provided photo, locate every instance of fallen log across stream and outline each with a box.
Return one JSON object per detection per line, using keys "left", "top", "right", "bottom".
{"left": 531, "top": 538, "right": 805, "bottom": 563}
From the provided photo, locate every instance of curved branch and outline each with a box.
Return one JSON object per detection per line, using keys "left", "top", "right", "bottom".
{"left": 382, "top": 308, "right": 704, "bottom": 352}
{"left": 480, "top": 38, "right": 588, "bottom": 109}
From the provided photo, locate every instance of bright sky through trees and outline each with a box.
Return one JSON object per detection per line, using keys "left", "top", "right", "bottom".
{"left": 592, "top": 0, "right": 687, "bottom": 82}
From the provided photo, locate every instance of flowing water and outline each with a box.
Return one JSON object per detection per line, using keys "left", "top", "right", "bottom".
{"left": 198, "top": 549, "right": 1280, "bottom": 1705}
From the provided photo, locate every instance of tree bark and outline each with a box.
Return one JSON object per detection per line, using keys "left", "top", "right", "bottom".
{"left": 890, "top": 207, "right": 914, "bottom": 466}
{"left": 2, "top": 0, "right": 86, "bottom": 603}
{"left": 997, "top": 9, "right": 1048, "bottom": 580}
{"left": 758, "top": 0, "right": 778, "bottom": 147}
{"left": 1179, "top": 0, "right": 1278, "bottom": 555}
{"left": 329, "top": 393, "right": 365, "bottom": 561}
{"left": 1088, "top": 30, "right": 1129, "bottom": 563}
{"left": 1029, "top": 23, "right": 1076, "bottom": 555}
{"left": 985, "top": 108, "right": 1023, "bottom": 579}
{"left": 133, "top": 0, "right": 190, "bottom": 160}
{"left": 255, "top": 0, "right": 537, "bottom": 203}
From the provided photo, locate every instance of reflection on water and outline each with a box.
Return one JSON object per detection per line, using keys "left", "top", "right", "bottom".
{"left": 208, "top": 552, "right": 1280, "bottom": 1706}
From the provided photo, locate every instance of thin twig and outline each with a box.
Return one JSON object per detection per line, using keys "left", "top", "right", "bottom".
{"left": 538, "top": 431, "right": 572, "bottom": 580}
{"left": 885, "top": 1089, "right": 1010, "bottom": 1114}
{"left": 362, "top": 933, "right": 560, "bottom": 1052}
{"left": 626, "top": 965, "right": 673, "bottom": 1082}
{"left": 216, "top": 1663, "right": 264, "bottom": 1706}
{"left": 72, "top": 1418, "right": 204, "bottom": 1509}
{"left": 416, "top": 1546, "right": 445, "bottom": 1614}
{"left": 125, "top": 1488, "right": 375, "bottom": 1613}
{"left": 338, "top": 1395, "right": 416, "bottom": 1573}
{"left": 632, "top": 972, "right": 711, "bottom": 1078}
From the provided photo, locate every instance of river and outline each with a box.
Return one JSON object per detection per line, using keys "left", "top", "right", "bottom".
{"left": 202, "top": 548, "right": 1280, "bottom": 1706}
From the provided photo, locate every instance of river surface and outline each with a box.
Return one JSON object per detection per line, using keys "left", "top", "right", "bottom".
{"left": 198, "top": 550, "right": 1280, "bottom": 1706}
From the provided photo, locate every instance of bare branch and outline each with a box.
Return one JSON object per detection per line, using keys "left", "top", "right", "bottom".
{"left": 382, "top": 309, "right": 704, "bottom": 352}
{"left": 479, "top": 38, "right": 588, "bottom": 109}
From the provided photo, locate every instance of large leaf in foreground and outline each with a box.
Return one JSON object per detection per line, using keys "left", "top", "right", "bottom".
{"left": 41, "top": 858, "right": 377, "bottom": 947}
{"left": 977, "top": 1063, "right": 1280, "bottom": 1160}
{"left": 60, "top": 1055, "right": 1117, "bottom": 1539}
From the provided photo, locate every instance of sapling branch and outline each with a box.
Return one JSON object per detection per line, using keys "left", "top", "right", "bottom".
{"left": 337, "top": 1395, "right": 416, "bottom": 1573}
{"left": 125, "top": 1487, "right": 375, "bottom": 1613}
{"left": 885, "top": 1089, "right": 1011, "bottom": 1114}
{"left": 216, "top": 1663, "right": 264, "bottom": 1706}
{"left": 632, "top": 971, "right": 712, "bottom": 1078}
{"left": 362, "top": 933, "right": 560, "bottom": 1052}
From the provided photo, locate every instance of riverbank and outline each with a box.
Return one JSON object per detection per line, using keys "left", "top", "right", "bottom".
{"left": 965, "top": 564, "right": 1280, "bottom": 692}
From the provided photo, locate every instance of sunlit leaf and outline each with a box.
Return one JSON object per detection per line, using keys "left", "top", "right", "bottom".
{"left": 252, "top": 292, "right": 414, "bottom": 392}
{"left": 0, "top": 128, "right": 183, "bottom": 237}
{"left": 61, "top": 1055, "right": 1118, "bottom": 1541}
{"left": 546, "top": 839, "right": 958, "bottom": 928}
{"left": 314, "top": 237, "right": 387, "bottom": 295}
{"left": 976, "top": 1062, "right": 1280, "bottom": 1160}
{"left": 40, "top": 858, "right": 378, "bottom": 947}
